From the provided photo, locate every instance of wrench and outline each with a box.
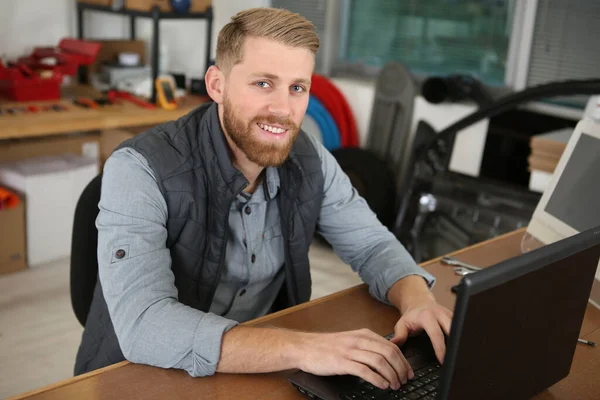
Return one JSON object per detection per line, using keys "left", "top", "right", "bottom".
{"left": 441, "top": 256, "right": 483, "bottom": 275}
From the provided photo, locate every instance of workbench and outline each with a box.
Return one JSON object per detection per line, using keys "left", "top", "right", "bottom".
{"left": 0, "top": 85, "right": 208, "bottom": 141}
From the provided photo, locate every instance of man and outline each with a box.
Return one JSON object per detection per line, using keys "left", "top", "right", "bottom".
{"left": 75, "top": 7, "right": 452, "bottom": 392}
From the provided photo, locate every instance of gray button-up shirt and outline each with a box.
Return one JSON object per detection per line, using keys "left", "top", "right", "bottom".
{"left": 97, "top": 133, "right": 435, "bottom": 378}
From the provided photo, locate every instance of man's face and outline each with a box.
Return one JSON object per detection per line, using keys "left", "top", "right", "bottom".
{"left": 221, "top": 37, "right": 314, "bottom": 167}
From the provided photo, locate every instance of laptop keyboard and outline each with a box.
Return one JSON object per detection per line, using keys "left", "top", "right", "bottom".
{"left": 340, "top": 363, "right": 442, "bottom": 400}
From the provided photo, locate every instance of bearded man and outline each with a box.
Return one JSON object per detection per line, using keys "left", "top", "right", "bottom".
{"left": 75, "top": 7, "right": 452, "bottom": 392}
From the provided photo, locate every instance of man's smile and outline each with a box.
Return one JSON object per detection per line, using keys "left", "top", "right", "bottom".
{"left": 257, "top": 122, "right": 288, "bottom": 134}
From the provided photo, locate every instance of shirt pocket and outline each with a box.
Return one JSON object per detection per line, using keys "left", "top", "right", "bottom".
{"left": 263, "top": 222, "right": 285, "bottom": 273}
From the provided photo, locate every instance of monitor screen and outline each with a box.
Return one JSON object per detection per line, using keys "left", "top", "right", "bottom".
{"left": 544, "top": 133, "right": 600, "bottom": 232}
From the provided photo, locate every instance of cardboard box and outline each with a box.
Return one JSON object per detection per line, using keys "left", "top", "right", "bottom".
{"left": 86, "top": 40, "right": 147, "bottom": 81}
{"left": 78, "top": 0, "right": 211, "bottom": 12}
{"left": 124, "top": 0, "right": 211, "bottom": 12}
{"left": 0, "top": 192, "right": 26, "bottom": 275}
{"left": 530, "top": 127, "right": 572, "bottom": 158}
{"left": 125, "top": 0, "right": 171, "bottom": 11}
{"left": 190, "top": 0, "right": 212, "bottom": 12}
{"left": 0, "top": 132, "right": 100, "bottom": 164}
{"left": 77, "top": 0, "right": 112, "bottom": 5}
{"left": 0, "top": 155, "right": 99, "bottom": 267}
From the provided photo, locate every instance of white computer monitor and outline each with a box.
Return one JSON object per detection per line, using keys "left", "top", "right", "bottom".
{"left": 527, "top": 117, "right": 600, "bottom": 245}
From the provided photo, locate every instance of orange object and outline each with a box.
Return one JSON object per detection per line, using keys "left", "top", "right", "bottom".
{"left": 74, "top": 97, "right": 100, "bottom": 109}
{"left": 0, "top": 187, "right": 19, "bottom": 210}
{"left": 155, "top": 77, "right": 178, "bottom": 110}
{"left": 107, "top": 90, "right": 156, "bottom": 109}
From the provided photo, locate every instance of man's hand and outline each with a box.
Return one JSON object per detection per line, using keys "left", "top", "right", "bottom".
{"left": 386, "top": 275, "right": 454, "bottom": 364}
{"left": 295, "top": 329, "right": 414, "bottom": 390}
{"left": 389, "top": 302, "right": 453, "bottom": 364}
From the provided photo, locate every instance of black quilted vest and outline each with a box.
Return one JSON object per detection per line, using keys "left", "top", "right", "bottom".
{"left": 74, "top": 102, "right": 324, "bottom": 375}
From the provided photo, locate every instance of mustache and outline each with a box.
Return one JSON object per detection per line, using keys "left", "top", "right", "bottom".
{"left": 251, "top": 115, "right": 297, "bottom": 131}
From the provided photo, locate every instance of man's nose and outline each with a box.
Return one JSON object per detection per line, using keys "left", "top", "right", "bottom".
{"left": 266, "top": 89, "right": 292, "bottom": 118}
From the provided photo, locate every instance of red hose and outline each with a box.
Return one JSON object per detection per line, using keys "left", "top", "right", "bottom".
{"left": 310, "top": 74, "right": 359, "bottom": 147}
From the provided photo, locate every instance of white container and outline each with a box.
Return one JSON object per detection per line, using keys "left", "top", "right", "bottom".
{"left": 0, "top": 154, "right": 98, "bottom": 267}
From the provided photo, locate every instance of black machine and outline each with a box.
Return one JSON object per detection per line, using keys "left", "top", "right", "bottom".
{"left": 394, "top": 79, "right": 600, "bottom": 263}
{"left": 289, "top": 225, "right": 600, "bottom": 399}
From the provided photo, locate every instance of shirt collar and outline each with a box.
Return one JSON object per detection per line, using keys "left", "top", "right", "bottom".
{"left": 264, "top": 167, "right": 280, "bottom": 200}
{"left": 233, "top": 167, "right": 280, "bottom": 204}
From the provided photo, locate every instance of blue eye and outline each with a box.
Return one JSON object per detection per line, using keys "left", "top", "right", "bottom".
{"left": 256, "top": 81, "right": 270, "bottom": 88}
{"left": 292, "top": 85, "right": 304, "bottom": 93}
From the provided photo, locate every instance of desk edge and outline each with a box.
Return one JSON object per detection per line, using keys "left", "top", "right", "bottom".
{"left": 6, "top": 361, "right": 130, "bottom": 400}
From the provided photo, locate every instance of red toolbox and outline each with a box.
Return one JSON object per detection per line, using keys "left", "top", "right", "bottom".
{"left": 0, "top": 38, "right": 101, "bottom": 102}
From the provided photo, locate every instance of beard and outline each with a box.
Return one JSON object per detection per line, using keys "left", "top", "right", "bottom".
{"left": 222, "top": 94, "right": 299, "bottom": 167}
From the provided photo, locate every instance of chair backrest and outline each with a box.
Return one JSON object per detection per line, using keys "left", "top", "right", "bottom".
{"left": 70, "top": 174, "right": 102, "bottom": 327}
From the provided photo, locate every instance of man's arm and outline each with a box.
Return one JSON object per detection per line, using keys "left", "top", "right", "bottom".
{"left": 309, "top": 137, "right": 452, "bottom": 363}
{"left": 387, "top": 276, "right": 436, "bottom": 314}
{"left": 309, "top": 135, "right": 436, "bottom": 303}
{"left": 217, "top": 325, "right": 412, "bottom": 390}
{"left": 98, "top": 148, "right": 239, "bottom": 377}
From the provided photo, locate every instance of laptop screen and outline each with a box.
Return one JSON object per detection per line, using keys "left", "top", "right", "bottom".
{"left": 544, "top": 132, "right": 600, "bottom": 232}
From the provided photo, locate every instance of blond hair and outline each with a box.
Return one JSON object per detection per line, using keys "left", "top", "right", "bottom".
{"left": 216, "top": 7, "right": 320, "bottom": 73}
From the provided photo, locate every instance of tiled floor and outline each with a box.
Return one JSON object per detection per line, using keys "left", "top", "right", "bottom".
{"left": 0, "top": 239, "right": 362, "bottom": 398}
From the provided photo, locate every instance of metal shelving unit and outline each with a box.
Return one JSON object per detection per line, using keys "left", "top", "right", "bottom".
{"left": 76, "top": 2, "right": 213, "bottom": 103}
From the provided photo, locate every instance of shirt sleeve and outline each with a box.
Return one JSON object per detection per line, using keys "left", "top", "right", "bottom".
{"left": 308, "top": 135, "right": 436, "bottom": 305}
{"left": 97, "top": 147, "right": 238, "bottom": 377}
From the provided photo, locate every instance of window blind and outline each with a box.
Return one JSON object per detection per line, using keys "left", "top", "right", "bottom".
{"left": 527, "top": 0, "right": 600, "bottom": 107}
{"left": 270, "top": 0, "right": 328, "bottom": 73}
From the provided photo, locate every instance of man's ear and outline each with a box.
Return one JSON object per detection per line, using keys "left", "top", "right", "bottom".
{"left": 205, "top": 65, "right": 225, "bottom": 104}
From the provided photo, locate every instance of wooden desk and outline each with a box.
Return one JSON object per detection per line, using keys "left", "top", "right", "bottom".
{"left": 10, "top": 229, "right": 600, "bottom": 400}
{"left": 0, "top": 86, "right": 208, "bottom": 140}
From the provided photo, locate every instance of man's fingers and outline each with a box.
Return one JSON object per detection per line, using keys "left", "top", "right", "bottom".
{"left": 438, "top": 306, "right": 453, "bottom": 321}
{"left": 390, "top": 322, "right": 409, "bottom": 346}
{"left": 421, "top": 313, "right": 447, "bottom": 364}
{"left": 349, "top": 350, "right": 401, "bottom": 389}
{"left": 435, "top": 307, "right": 453, "bottom": 336}
{"left": 355, "top": 331, "right": 412, "bottom": 384}
{"left": 344, "top": 361, "right": 389, "bottom": 390}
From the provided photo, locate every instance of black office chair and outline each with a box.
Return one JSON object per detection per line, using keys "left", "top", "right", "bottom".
{"left": 70, "top": 173, "right": 102, "bottom": 327}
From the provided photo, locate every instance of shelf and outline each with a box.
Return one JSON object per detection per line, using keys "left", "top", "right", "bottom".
{"left": 76, "top": 2, "right": 213, "bottom": 104}
{"left": 76, "top": 2, "right": 212, "bottom": 19}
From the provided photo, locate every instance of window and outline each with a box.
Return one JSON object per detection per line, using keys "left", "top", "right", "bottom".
{"left": 270, "top": 0, "right": 599, "bottom": 111}
{"left": 525, "top": 0, "right": 600, "bottom": 108}
{"left": 270, "top": 0, "right": 328, "bottom": 73}
{"left": 337, "top": 0, "right": 513, "bottom": 86}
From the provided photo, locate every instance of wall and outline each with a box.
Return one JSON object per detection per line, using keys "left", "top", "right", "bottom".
{"left": 0, "top": 0, "right": 75, "bottom": 60}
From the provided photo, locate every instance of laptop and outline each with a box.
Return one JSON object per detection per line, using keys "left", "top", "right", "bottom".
{"left": 288, "top": 225, "right": 600, "bottom": 400}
